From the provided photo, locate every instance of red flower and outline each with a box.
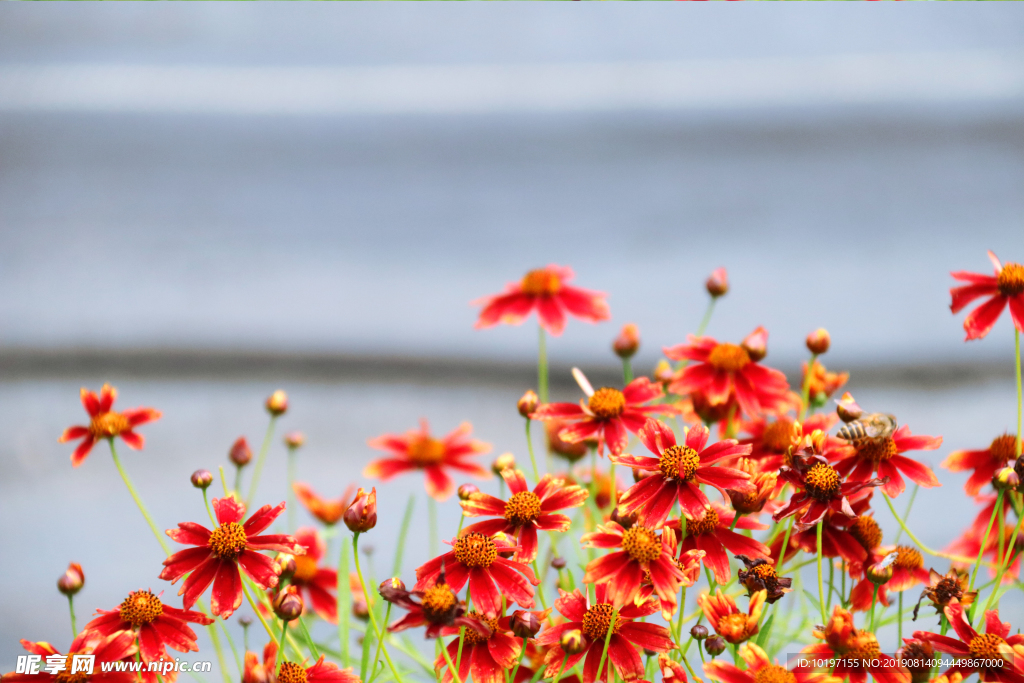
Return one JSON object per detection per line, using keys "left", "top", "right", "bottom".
{"left": 536, "top": 584, "right": 674, "bottom": 683}
{"left": 950, "top": 251, "right": 1024, "bottom": 340}
{"left": 283, "top": 527, "right": 339, "bottom": 623}
{"left": 532, "top": 372, "right": 677, "bottom": 456}
{"left": 365, "top": 420, "right": 491, "bottom": 501}
{"left": 946, "top": 498, "right": 1021, "bottom": 583}
{"left": 833, "top": 424, "right": 942, "bottom": 498}
{"left": 3, "top": 630, "right": 137, "bottom": 683}
{"left": 740, "top": 412, "right": 848, "bottom": 471}
{"left": 384, "top": 576, "right": 489, "bottom": 639}
{"left": 611, "top": 419, "right": 752, "bottom": 527}
{"left": 292, "top": 482, "right": 356, "bottom": 526}
{"left": 800, "top": 606, "right": 910, "bottom": 683}
{"left": 84, "top": 589, "right": 213, "bottom": 662}
{"left": 942, "top": 433, "right": 1018, "bottom": 497}
{"left": 771, "top": 496, "right": 876, "bottom": 568}
{"left": 159, "top": 496, "right": 303, "bottom": 618}
{"left": 915, "top": 602, "right": 1024, "bottom": 683}
{"left": 415, "top": 533, "right": 539, "bottom": 615}
{"left": 698, "top": 589, "right": 766, "bottom": 644}
{"left": 848, "top": 546, "right": 930, "bottom": 612}
{"left": 461, "top": 469, "right": 588, "bottom": 563}
{"left": 705, "top": 642, "right": 841, "bottom": 683}
{"left": 773, "top": 450, "right": 885, "bottom": 528}
{"left": 242, "top": 641, "right": 360, "bottom": 683}
{"left": 435, "top": 607, "right": 543, "bottom": 683}
{"left": 59, "top": 384, "right": 161, "bottom": 467}
{"left": 667, "top": 502, "right": 771, "bottom": 583}
{"left": 473, "top": 264, "right": 610, "bottom": 336}
{"left": 664, "top": 333, "right": 791, "bottom": 418}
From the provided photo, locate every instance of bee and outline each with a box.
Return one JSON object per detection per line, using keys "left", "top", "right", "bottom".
{"left": 836, "top": 413, "right": 897, "bottom": 446}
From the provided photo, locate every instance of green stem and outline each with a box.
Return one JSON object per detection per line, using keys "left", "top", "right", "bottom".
{"left": 428, "top": 495, "right": 438, "bottom": 557}
{"left": 280, "top": 621, "right": 290, "bottom": 661}
{"left": 696, "top": 299, "right": 716, "bottom": 338}
{"left": 882, "top": 493, "right": 980, "bottom": 564}
{"left": 551, "top": 654, "right": 570, "bottom": 683}
{"left": 510, "top": 638, "right": 528, "bottom": 683}
{"left": 368, "top": 603, "right": 390, "bottom": 678}
{"left": 595, "top": 610, "right": 617, "bottom": 683}
{"left": 439, "top": 636, "right": 465, "bottom": 683}
{"left": 242, "top": 582, "right": 278, "bottom": 646}
{"left": 338, "top": 536, "right": 351, "bottom": 668}
{"left": 1016, "top": 329, "right": 1022, "bottom": 458}
{"left": 287, "top": 446, "right": 298, "bottom": 532}
{"left": 392, "top": 495, "right": 416, "bottom": 577}
{"left": 982, "top": 513, "right": 1024, "bottom": 615}
{"left": 220, "top": 618, "right": 242, "bottom": 674}
{"left": 970, "top": 490, "right": 1004, "bottom": 591}
{"left": 352, "top": 533, "right": 402, "bottom": 683}
{"left": 297, "top": 616, "right": 320, "bottom": 661}
{"left": 538, "top": 325, "right": 549, "bottom": 404}
{"left": 898, "top": 591, "right": 903, "bottom": 645}
{"left": 202, "top": 490, "right": 217, "bottom": 526}
{"left": 245, "top": 415, "right": 278, "bottom": 508}
{"left": 108, "top": 439, "right": 171, "bottom": 556}
{"left": 622, "top": 358, "right": 633, "bottom": 384}
{"left": 868, "top": 585, "right": 879, "bottom": 631}
{"left": 67, "top": 595, "right": 76, "bottom": 638}
{"left": 525, "top": 419, "right": 541, "bottom": 483}
{"left": 532, "top": 560, "right": 550, "bottom": 612}
{"left": 893, "top": 485, "right": 920, "bottom": 545}
{"left": 816, "top": 520, "right": 827, "bottom": 624}
{"left": 456, "top": 584, "right": 472, "bottom": 671}
{"left": 798, "top": 353, "right": 818, "bottom": 422}
{"left": 233, "top": 465, "right": 242, "bottom": 495}
{"left": 777, "top": 516, "right": 795, "bottom": 573}
{"left": 730, "top": 514, "right": 741, "bottom": 532}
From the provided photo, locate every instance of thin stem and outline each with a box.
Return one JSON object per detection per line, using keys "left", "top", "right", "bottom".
{"left": 368, "top": 603, "right": 391, "bottom": 678}
{"left": 242, "top": 582, "right": 278, "bottom": 645}
{"left": 816, "top": 520, "right": 827, "bottom": 625}
{"left": 220, "top": 618, "right": 242, "bottom": 674}
{"left": 551, "top": 654, "right": 570, "bottom": 683}
{"left": 898, "top": 591, "right": 904, "bottom": 644}
{"left": 428, "top": 495, "right": 438, "bottom": 557}
{"left": 280, "top": 622, "right": 290, "bottom": 661}
{"left": 202, "top": 490, "right": 217, "bottom": 527}
{"left": 868, "top": 585, "right": 879, "bottom": 631}
{"left": 696, "top": 299, "right": 716, "bottom": 338}
{"left": 108, "top": 439, "right": 171, "bottom": 556}
{"left": 439, "top": 636, "right": 465, "bottom": 683}
{"left": 67, "top": 595, "right": 76, "bottom": 638}
{"left": 982, "top": 514, "right": 1024, "bottom": 614}
{"left": 1016, "top": 329, "right": 1022, "bottom": 458}
{"left": 971, "top": 491, "right": 1003, "bottom": 592}
{"left": 287, "top": 446, "right": 298, "bottom": 532}
{"left": 882, "top": 493, "right": 986, "bottom": 565}
{"left": 893, "top": 485, "right": 920, "bottom": 545}
{"left": 245, "top": 415, "right": 278, "bottom": 508}
{"left": 295, "top": 616, "right": 320, "bottom": 661}
{"left": 622, "top": 358, "right": 633, "bottom": 384}
{"left": 595, "top": 610, "right": 618, "bottom": 683}
{"left": 532, "top": 560, "right": 550, "bottom": 612}
{"left": 525, "top": 419, "right": 541, "bottom": 483}
{"left": 798, "top": 353, "right": 818, "bottom": 422}
{"left": 338, "top": 535, "right": 351, "bottom": 668}
{"left": 233, "top": 465, "right": 242, "bottom": 496}
{"left": 456, "top": 584, "right": 473, "bottom": 671}
{"left": 510, "top": 638, "right": 528, "bottom": 683}
{"left": 352, "top": 533, "right": 402, "bottom": 683}
{"left": 392, "top": 495, "right": 416, "bottom": 578}
{"left": 730, "top": 514, "right": 741, "bottom": 532}
{"left": 538, "top": 325, "right": 549, "bottom": 404}
{"left": 777, "top": 516, "right": 796, "bottom": 573}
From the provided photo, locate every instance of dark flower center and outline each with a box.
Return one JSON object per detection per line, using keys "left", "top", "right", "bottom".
{"left": 454, "top": 533, "right": 497, "bottom": 568}
{"left": 707, "top": 343, "right": 751, "bottom": 372}
{"left": 89, "top": 411, "right": 130, "bottom": 439}
{"left": 997, "top": 263, "right": 1024, "bottom": 297}
{"left": 754, "top": 664, "right": 796, "bottom": 683}
{"left": 932, "top": 577, "right": 963, "bottom": 606}
{"left": 849, "top": 516, "right": 883, "bottom": 552}
{"left": 659, "top": 445, "right": 700, "bottom": 481}
{"left": 407, "top": 437, "right": 446, "bottom": 466}
{"left": 804, "top": 463, "right": 841, "bottom": 501}
{"left": 119, "top": 589, "right": 164, "bottom": 627}
{"left": 520, "top": 269, "right": 562, "bottom": 296}
{"left": 588, "top": 388, "right": 626, "bottom": 419}
{"left": 420, "top": 583, "right": 458, "bottom": 623}
{"left": 991, "top": 433, "right": 1018, "bottom": 463}
{"left": 277, "top": 661, "right": 307, "bottom": 683}
{"left": 504, "top": 492, "right": 542, "bottom": 526}
{"left": 208, "top": 522, "right": 248, "bottom": 560}
{"left": 857, "top": 438, "right": 898, "bottom": 463}
{"left": 581, "top": 604, "right": 620, "bottom": 640}
{"left": 621, "top": 526, "right": 661, "bottom": 563}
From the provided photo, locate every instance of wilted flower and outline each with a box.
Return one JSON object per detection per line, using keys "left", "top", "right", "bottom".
{"left": 736, "top": 556, "right": 792, "bottom": 604}
{"left": 912, "top": 569, "right": 976, "bottom": 621}
{"left": 59, "top": 384, "right": 161, "bottom": 467}
{"left": 669, "top": 503, "right": 770, "bottom": 584}
{"left": 384, "top": 574, "right": 487, "bottom": 639}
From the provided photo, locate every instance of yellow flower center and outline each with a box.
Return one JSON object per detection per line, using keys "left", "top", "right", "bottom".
{"left": 718, "top": 613, "right": 752, "bottom": 642}
{"left": 685, "top": 508, "right": 719, "bottom": 536}
{"left": 89, "top": 411, "right": 130, "bottom": 439}
{"left": 521, "top": 269, "right": 562, "bottom": 296}
{"left": 581, "top": 604, "right": 620, "bottom": 640}
{"left": 762, "top": 419, "right": 799, "bottom": 454}
{"left": 849, "top": 516, "right": 883, "bottom": 552}
{"left": 462, "top": 611, "right": 500, "bottom": 646}
{"left": 842, "top": 632, "right": 882, "bottom": 666}
{"left": 893, "top": 546, "right": 924, "bottom": 571}
{"left": 292, "top": 555, "right": 318, "bottom": 583}
{"left": 53, "top": 659, "right": 88, "bottom": 683}
{"left": 754, "top": 664, "right": 797, "bottom": 683}
{"left": 420, "top": 583, "right": 458, "bottom": 622}
{"left": 659, "top": 445, "right": 701, "bottom": 481}
{"left": 622, "top": 526, "right": 661, "bottom": 563}
{"left": 804, "top": 463, "right": 841, "bottom": 501}
{"left": 969, "top": 633, "right": 1010, "bottom": 665}
{"left": 856, "top": 438, "right": 898, "bottom": 463}
{"left": 454, "top": 533, "right": 497, "bottom": 568}
{"left": 504, "top": 491, "right": 542, "bottom": 526}
{"left": 588, "top": 388, "right": 626, "bottom": 420}
{"left": 997, "top": 263, "right": 1024, "bottom": 297}
{"left": 990, "top": 434, "right": 1018, "bottom": 464}
{"left": 118, "top": 589, "right": 164, "bottom": 627}
{"left": 277, "top": 661, "right": 307, "bottom": 683}
{"left": 707, "top": 343, "right": 751, "bottom": 372}
{"left": 208, "top": 522, "right": 248, "bottom": 560}
{"left": 407, "top": 437, "right": 447, "bottom": 466}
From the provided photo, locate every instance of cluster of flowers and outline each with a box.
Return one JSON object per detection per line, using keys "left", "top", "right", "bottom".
{"left": 4, "top": 253, "right": 1024, "bottom": 683}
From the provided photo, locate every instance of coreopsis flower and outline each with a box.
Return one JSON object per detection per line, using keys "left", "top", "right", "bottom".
{"left": 896, "top": 639, "right": 936, "bottom": 683}
{"left": 915, "top": 602, "right": 1024, "bottom": 683}
{"left": 664, "top": 332, "right": 791, "bottom": 418}
{"left": 242, "top": 641, "right": 276, "bottom": 683}
{"left": 740, "top": 412, "right": 848, "bottom": 471}
{"left": 947, "top": 513, "right": 1022, "bottom": 583}
{"left": 84, "top": 589, "right": 213, "bottom": 662}
{"left": 460, "top": 469, "right": 588, "bottom": 562}
{"left": 473, "top": 264, "right": 610, "bottom": 336}
{"left": 849, "top": 546, "right": 930, "bottom": 613}
{"left": 949, "top": 251, "right": 1024, "bottom": 340}
{"left": 276, "top": 528, "right": 339, "bottom": 623}
{"left": 160, "top": 497, "right": 303, "bottom": 618}
{"left": 705, "top": 642, "right": 841, "bottom": 683}
{"left": 667, "top": 502, "right": 770, "bottom": 583}
{"left": 3, "top": 630, "right": 137, "bottom": 683}
{"left": 769, "top": 495, "right": 876, "bottom": 566}
{"left": 532, "top": 371, "right": 677, "bottom": 456}
{"left": 912, "top": 569, "right": 976, "bottom": 622}
{"left": 536, "top": 584, "right": 674, "bottom": 683}
{"left": 801, "top": 360, "right": 849, "bottom": 406}
{"left": 942, "top": 433, "right": 1018, "bottom": 497}
{"left": 736, "top": 556, "right": 792, "bottom": 604}
{"left": 365, "top": 420, "right": 490, "bottom": 501}
{"left": 612, "top": 419, "right": 752, "bottom": 527}
{"left": 800, "top": 606, "right": 910, "bottom": 683}
{"left": 726, "top": 460, "right": 777, "bottom": 516}
{"left": 435, "top": 607, "right": 547, "bottom": 683}
{"left": 292, "top": 482, "right": 355, "bottom": 526}
{"left": 773, "top": 448, "right": 885, "bottom": 528}
{"left": 59, "top": 384, "right": 161, "bottom": 467}
{"left": 698, "top": 589, "right": 766, "bottom": 645}
{"left": 241, "top": 641, "right": 359, "bottom": 683}
{"left": 581, "top": 521, "right": 688, "bottom": 614}
{"left": 833, "top": 423, "right": 942, "bottom": 498}
{"left": 415, "top": 532, "right": 538, "bottom": 614}
{"left": 342, "top": 487, "right": 377, "bottom": 533}
{"left": 384, "top": 575, "right": 488, "bottom": 639}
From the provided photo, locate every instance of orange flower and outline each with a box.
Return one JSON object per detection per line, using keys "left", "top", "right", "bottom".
{"left": 84, "top": 590, "right": 213, "bottom": 662}
{"left": 3, "top": 630, "right": 138, "bottom": 683}
{"left": 950, "top": 250, "right": 1024, "bottom": 340}
{"left": 365, "top": 419, "right": 491, "bottom": 501}
{"left": 833, "top": 423, "right": 942, "bottom": 498}
{"left": 800, "top": 606, "right": 910, "bottom": 683}
{"left": 292, "top": 482, "right": 356, "bottom": 526}
{"left": 241, "top": 641, "right": 359, "bottom": 683}
{"left": 434, "top": 606, "right": 545, "bottom": 683}
{"left": 915, "top": 602, "right": 1024, "bottom": 683}
{"left": 59, "top": 384, "right": 161, "bottom": 467}
{"left": 801, "top": 360, "right": 849, "bottom": 404}
{"left": 698, "top": 589, "right": 766, "bottom": 644}
{"left": 705, "top": 642, "right": 842, "bottom": 683}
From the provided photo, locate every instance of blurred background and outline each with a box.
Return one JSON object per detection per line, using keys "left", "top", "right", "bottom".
{"left": 2, "top": 3, "right": 1024, "bottom": 673}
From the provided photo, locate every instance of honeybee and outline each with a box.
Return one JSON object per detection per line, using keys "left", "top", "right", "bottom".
{"left": 836, "top": 413, "right": 898, "bottom": 446}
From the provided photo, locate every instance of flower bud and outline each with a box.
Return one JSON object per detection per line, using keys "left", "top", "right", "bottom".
{"left": 272, "top": 586, "right": 304, "bottom": 622}
{"left": 344, "top": 488, "right": 377, "bottom": 533}
{"left": 1014, "top": 454, "right": 1024, "bottom": 487}
{"left": 659, "top": 654, "right": 689, "bottom": 681}
{"left": 378, "top": 578, "right": 407, "bottom": 603}
{"left": 836, "top": 392, "right": 863, "bottom": 424}
{"left": 229, "top": 437, "right": 252, "bottom": 467}
{"left": 190, "top": 469, "right": 213, "bottom": 490}
{"left": 57, "top": 563, "right": 84, "bottom": 596}
{"left": 705, "top": 635, "right": 727, "bottom": 656}
{"left": 993, "top": 466, "right": 1020, "bottom": 492}
{"left": 284, "top": 431, "right": 305, "bottom": 449}
{"left": 613, "top": 324, "right": 640, "bottom": 359}
{"left": 276, "top": 554, "right": 297, "bottom": 582}
{"left": 690, "top": 624, "right": 709, "bottom": 640}
{"left": 352, "top": 600, "right": 370, "bottom": 620}
{"left": 518, "top": 390, "right": 539, "bottom": 418}
{"left": 610, "top": 506, "right": 636, "bottom": 530}
{"left": 705, "top": 267, "right": 729, "bottom": 298}
{"left": 806, "top": 328, "right": 831, "bottom": 355}
{"left": 238, "top": 615, "right": 253, "bottom": 627}
{"left": 265, "top": 390, "right": 288, "bottom": 417}
{"left": 560, "top": 629, "right": 589, "bottom": 655}
{"left": 511, "top": 610, "right": 542, "bottom": 638}
{"left": 653, "top": 360, "right": 674, "bottom": 385}
{"left": 551, "top": 557, "right": 567, "bottom": 570}
{"left": 741, "top": 326, "right": 768, "bottom": 362}
{"left": 458, "top": 484, "right": 479, "bottom": 500}
{"left": 492, "top": 453, "right": 516, "bottom": 476}
{"left": 866, "top": 552, "right": 898, "bottom": 585}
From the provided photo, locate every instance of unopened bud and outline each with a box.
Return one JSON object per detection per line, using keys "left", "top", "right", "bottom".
{"left": 190, "top": 469, "right": 213, "bottom": 490}
{"left": 265, "top": 390, "right": 288, "bottom": 416}
{"left": 458, "top": 484, "right": 479, "bottom": 500}
{"left": 518, "top": 390, "right": 539, "bottom": 418}
{"left": 836, "top": 392, "right": 863, "bottom": 424}
{"left": 344, "top": 488, "right": 377, "bottom": 533}
{"left": 352, "top": 600, "right": 370, "bottom": 620}
{"left": 741, "top": 326, "right": 768, "bottom": 362}
{"left": 378, "top": 578, "right": 407, "bottom": 603}
{"left": 560, "top": 629, "right": 589, "bottom": 655}
{"left": 689, "top": 624, "right": 709, "bottom": 640}
{"left": 705, "top": 267, "right": 729, "bottom": 298}
{"left": 229, "top": 437, "right": 252, "bottom": 466}
{"left": 57, "top": 563, "right": 84, "bottom": 596}
{"left": 866, "top": 552, "right": 898, "bottom": 585}
{"left": 994, "top": 467, "right": 1020, "bottom": 492}
{"left": 613, "top": 324, "right": 640, "bottom": 359}
{"left": 238, "top": 615, "right": 253, "bottom": 627}
{"left": 705, "top": 635, "right": 727, "bottom": 656}
{"left": 1014, "top": 454, "right": 1024, "bottom": 487}
{"left": 511, "top": 610, "right": 542, "bottom": 638}
{"left": 276, "top": 554, "right": 297, "bottom": 582}
{"left": 492, "top": 453, "right": 516, "bottom": 476}
{"left": 551, "top": 557, "right": 567, "bottom": 570}
{"left": 653, "top": 360, "right": 674, "bottom": 385}
{"left": 272, "top": 586, "right": 304, "bottom": 621}
{"left": 284, "top": 431, "right": 305, "bottom": 449}
{"left": 806, "top": 328, "right": 831, "bottom": 355}
{"left": 610, "top": 506, "right": 636, "bottom": 530}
